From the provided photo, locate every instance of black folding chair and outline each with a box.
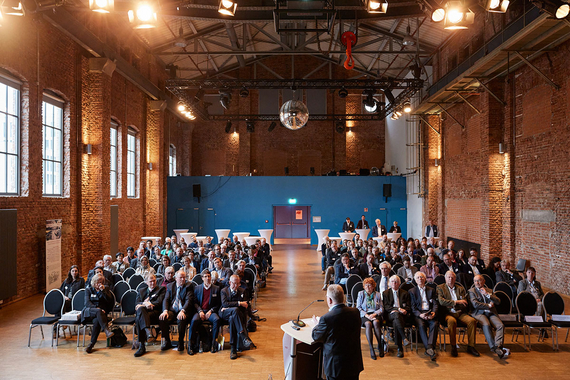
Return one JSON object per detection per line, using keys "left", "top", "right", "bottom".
{"left": 346, "top": 274, "right": 362, "bottom": 306}
{"left": 482, "top": 273, "right": 494, "bottom": 288}
{"left": 123, "top": 267, "right": 136, "bottom": 280}
{"left": 56, "top": 288, "right": 85, "bottom": 347}
{"left": 128, "top": 274, "right": 144, "bottom": 290}
{"left": 113, "top": 290, "right": 138, "bottom": 343}
{"left": 495, "top": 290, "right": 524, "bottom": 344}
{"left": 350, "top": 282, "right": 364, "bottom": 311}
{"left": 111, "top": 273, "right": 123, "bottom": 286}
{"left": 172, "top": 262, "right": 182, "bottom": 271}
{"left": 543, "top": 291, "right": 570, "bottom": 350}
{"left": 400, "top": 282, "right": 415, "bottom": 293}
{"left": 516, "top": 291, "right": 551, "bottom": 351}
{"left": 392, "top": 263, "right": 403, "bottom": 273}
{"left": 192, "top": 274, "right": 203, "bottom": 285}
{"left": 433, "top": 275, "right": 445, "bottom": 285}
{"left": 28, "top": 289, "right": 65, "bottom": 347}
{"left": 149, "top": 258, "right": 157, "bottom": 267}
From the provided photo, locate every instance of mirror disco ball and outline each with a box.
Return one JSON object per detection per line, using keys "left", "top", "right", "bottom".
{"left": 279, "top": 100, "right": 309, "bottom": 130}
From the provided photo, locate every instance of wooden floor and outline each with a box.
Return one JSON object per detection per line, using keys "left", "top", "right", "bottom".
{"left": 1, "top": 245, "right": 570, "bottom": 380}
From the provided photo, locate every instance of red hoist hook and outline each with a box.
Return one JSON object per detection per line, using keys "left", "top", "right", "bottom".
{"left": 341, "top": 31, "right": 357, "bottom": 70}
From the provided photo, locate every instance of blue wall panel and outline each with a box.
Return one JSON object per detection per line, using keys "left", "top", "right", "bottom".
{"left": 167, "top": 176, "right": 407, "bottom": 245}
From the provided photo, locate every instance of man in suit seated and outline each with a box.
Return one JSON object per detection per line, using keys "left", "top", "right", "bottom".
{"left": 235, "top": 260, "right": 255, "bottom": 297}
{"left": 382, "top": 275, "right": 411, "bottom": 358}
{"left": 220, "top": 274, "right": 253, "bottom": 359}
{"left": 496, "top": 260, "right": 522, "bottom": 291}
{"left": 312, "top": 284, "right": 364, "bottom": 380}
{"left": 201, "top": 251, "right": 216, "bottom": 273}
{"left": 425, "top": 220, "right": 438, "bottom": 238}
{"left": 342, "top": 217, "right": 355, "bottom": 233}
{"left": 134, "top": 274, "right": 166, "bottom": 357}
{"left": 397, "top": 256, "right": 418, "bottom": 283}
{"left": 437, "top": 270, "right": 479, "bottom": 357}
{"left": 334, "top": 254, "right": 353, "bottom": 288}
{"left": 469, "top": 275, "right": 509, "bottom": 359}
{"left": 223, "top": 250, "right": 239, "bottom": 272}
{"left": 377, "top": 261, "right": 392, "bottom": 297}
{"left": 212, "top": 257, "right": 232, "bottom": 288}
{"left": 409, "top": 271, "right": 439, "bottom": 361}
{"left": 188, "top": 270, "right": 221, "bottom": 355}
{"left": 86, "top": 261, "right": 113, "bottom": 289}
{"left": 413, "top": 241, "right": 429, "bottom": 258}
{"left": 388, "top": 221, "right": 401, "bottom": 234}
{"left": 349, "top": 248, "right": 364, "bottom": 267}
{"left": 358, "top": 252, "right": 380, "bottom": 279}
{"left": 158, "top": 270, "right": 194, "bottom": 352}
{"left": 171, "top": 247, "right": 185, "bottom": 265}
{"left": 463, "top": 255, "right": 485, "bottom": 277}
{"left": 323, "top": 244, "right": 342, "bottom": 290}
{"left": 371, "top": 219, "right": 387, "bottom": 238}
{"left": 356, "top": 215, "right": 369, "bottom": 230}
{"left": 438, "top": 253, "right": 460, "bottom": 275}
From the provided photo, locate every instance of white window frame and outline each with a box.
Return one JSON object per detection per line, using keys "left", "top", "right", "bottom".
{"left": 0, "top": 72, "right": 20, "bottom": 196}
{"left": 127, "top": 127, "right": 137, "bottom": 198}
{"left": 110, "top": 121, "right": 119, "bottom": 198}
{"left": 169, "top": 144, "right": 176, "bottom": 176}
{"left": 42, "top": 93, "right": 64, "bottom": 197}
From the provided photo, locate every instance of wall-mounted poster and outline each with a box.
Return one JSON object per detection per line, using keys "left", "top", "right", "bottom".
{"left": 296, "top": 210, "right": 303, "bottom": 220}
{"left": 46, "top": 219, "right": 62, "bottom": 291}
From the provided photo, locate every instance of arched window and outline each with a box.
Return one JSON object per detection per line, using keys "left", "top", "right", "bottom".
{"left": 0, "top": 71, "right": 20, "bottom": 195}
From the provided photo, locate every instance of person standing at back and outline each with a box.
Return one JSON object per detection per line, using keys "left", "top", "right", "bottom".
{"left": 312, "top": 284, "right": 364, "bottom": 380}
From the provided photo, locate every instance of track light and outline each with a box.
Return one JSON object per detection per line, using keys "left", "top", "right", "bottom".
{"left": 338, "top": 87, "right": 348, "bottom": 98}
{"left": 2, "top": 0, "right": 24, "bottom": 16}
{"left": 443, "top": 1, "right": 475, "bottom": 30}
{"left": 128, "top": 1, "right": 158, "bottom": 29}
{"left": 485, "top": 0, "right": 509, "bottom": 13}
{"left": 218, "top": 0, "right": 236, "bottom": 16}
{"left": 403, "top": 101, "right": 412, "bottom": 113}
{"left": 239, "top": 87, "right": 249, "bottom": 98}
{"left": 366, "top": 0, "right": 388, "bottom": 13}
{"left": 246, "top": 121, "right": 254, "bottom": 133}
{"left": 89, "top": 0, "right": 114, "bottom": 13}
{"left": 225, "top": 120, "right": 232, "bottom": 134}
{"left": 499, "top": 143, "right": 505, "bottom": 154}
{"left": 268, "top": 121, "right": 277, "bottom": 132}
{"left": 219, "top": 91, "right": 231, "bottom": 110}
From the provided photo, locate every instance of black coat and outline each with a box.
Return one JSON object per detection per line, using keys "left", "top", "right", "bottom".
{"left": 312, "top": 304, "right": 364, "bottom": 379}
{"left": 163, "top": 281, "right": 194, "bottom": 314}
{"left": 194, "top": 284, "right": 221, "bottom": 314}
{"left": 81, "top": 286, "right": 114, "bottom": 322}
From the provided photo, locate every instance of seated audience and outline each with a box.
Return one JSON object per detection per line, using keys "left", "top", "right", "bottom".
{"left": 220, "top": 275, "right": 254, "bottom": 360}
{"left": 437, "top": 271, "right": 479, "bottom": 357}
{"left": 157, "top": 255, "right": 171, "bottom": 277}
{"left": 356, "top": 277, "right": 384, "bottom": 359}
{"left": 469, "top": 275, "right": 509, "bottom": 359}
{"left": 334, "top": 254, "right": 352, "bottom": 287}
{"left": 135, "top": 256, "right": 156, "bottom": 278}
{"left": 517, "top": 266, "right": 544, "bottom": 316}
{"left": 409, "top": 271, "right": 438, "bottom": 361}
{"left": 495, "top": 260, "right": 521, "bottom": 291}
{"left": 382, "top": 275, "right": 410, "bottom": 358}
{"left": 182, "top": 256, "right": 197, "bottom": 281}
{"left": 201, "top": 251, "right": 217, "bottom": 273}
{"left": 420, "top": 256, "right": 439, "bottom": 282}
{"left": 213, "top": 257, "right": 232, "bottom": 288}
{"left": 438, "top": 253, "right": 460, "bottom": 275}
{"left": 224, "top": 250, "right": 239, "bottom": 272}
{"left": 113, "top": 252, "right": 128, "bottom": 273}
{"left": 469, "top": 248, "right": 486, "bottom": 269}
{"left": 441, "top": 240, "right": 457, "bottom": 260}
{"left": 171, "top": 247, "right": 185, "bottom": 265}
{"left": 189, "top": 270, "right": 221, "bottom": 355}
{"left": 397, "top": 256, "right": 417, "bottom": 282}
{"left": 487, "top": 257, "right": 502, "bottom": 280}
{"left": 377, "top": 262, "right": 392, "bottom": 297}
{"left": 456, "top": 249, "right": 468, "bottom": 272}
{"left": 358, "top": 252, "right": 380, "bottom": 279}
{"left": 160, "top": 266, "right": 176, "bottom": 287}
{"left": 82, "top": 273, "right": 115, "bottom": 354}
{"left": 86, "top": 262, "right": 113, "bottom": 288}
{"left": 158, "top": 270, "right": 194, "bottom": 352}
{"left": 60, "top": 265, "right": 85, "bottom": 313}
{"left": 463, "top": 255, "right": 484, "bottom": 277}
{"left": 102, "top": 254, "right": 116, "bottom": 274}
{"left": 323, "top": 244, "right": 342, "bottom": 290}
{"left": 134, "top": 274, "right": 166, "bottom": 357}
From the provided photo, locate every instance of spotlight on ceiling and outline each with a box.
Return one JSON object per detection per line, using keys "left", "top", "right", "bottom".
{"left": 443, "top": 1, "right": 475, "bottom": 30}
{"left": 177, "top": 102, "right": 186, "bottom": 112}
{"left": 239, "top": 87, "right": 249, "bottom": 98}
{"left": 402, "top": 25, "right": 415, "bottom": 46}
{"left": 431, "top": 8, "right": 446, "bottom": 22}
{"left": 219, "top": 91, "right": 231, "bottom": 110}
{"left": 89, "top": 0, "right": 114, "bottom": 13}
{"left": 335, "top": 120, "right": 346, "bottom": 134}
{"left": 554, "top": 1, "right": 570, "bottom": 19}
{"left": 363, "top": 91, "right": 378, "bottom": 113}
{"left": 268, "top": 121, "right": 277, "bottom": 132}
{"left": 403, "top": 101, "right": 412, "bottom": 113}
{"left": 246, "top": 121, "right": 255, "bottom": 133}
{"left": 366, "top": 0, "right": 388, "bottom": 14}
{"left": 338, "top": 87, "right": 348, "bottom": 98}
{"left": 485, "top": 0, "right": 509, "bottom": 13}
{"left": 225, "top": 120, "right": 232, "bottom": 134}
{"left": 218, "top": 0, "right": 237, "bottom": 16}
{"left": 2, "top": 0, "right": 24, "bottom": 16}
{"left": 128, "top": 1, "right": 158, "bottom": 29}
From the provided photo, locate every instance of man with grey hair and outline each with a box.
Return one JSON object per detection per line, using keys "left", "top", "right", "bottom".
{"left": 102, "top": 255, "right": 116, "bottom": 274}
{"left": 312, "top": 284, "right": 364, "bottom": 380}
{"left": 382, "top": 275, "right": 410, "bottom": 358}
{"left": 378, "top": 261, "right": 392, "bottom": 297}
{"left": 158, "top": 270, "right": 194, "bottom": 352}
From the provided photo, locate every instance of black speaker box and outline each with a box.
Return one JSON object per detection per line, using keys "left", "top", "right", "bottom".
{"left": 383, "top": 184, "right": 392, "bottom": 197}
{"left": 193, "top": 184, "right": 201, "bottom": 198}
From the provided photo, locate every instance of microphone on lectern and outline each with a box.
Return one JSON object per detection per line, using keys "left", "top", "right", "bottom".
{"left": 291, "top": 299, "right": 325, "bottom": 328}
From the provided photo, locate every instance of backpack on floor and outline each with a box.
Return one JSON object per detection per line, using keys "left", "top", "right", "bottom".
{"left": 110, "top": 327, "right": 127, "bottom": 347}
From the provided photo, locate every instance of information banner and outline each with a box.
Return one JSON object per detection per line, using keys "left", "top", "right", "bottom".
{"left": 46, "top": 219, "right": 62, "bottom": 291}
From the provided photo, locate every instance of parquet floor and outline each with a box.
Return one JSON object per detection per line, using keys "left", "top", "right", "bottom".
{"left": 1, "top": 245, "right": 570, "bottom": 380}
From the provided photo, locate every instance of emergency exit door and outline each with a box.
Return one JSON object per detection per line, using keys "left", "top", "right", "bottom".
{"left": 274, "top": 206, "right": 310, "bottom": 238}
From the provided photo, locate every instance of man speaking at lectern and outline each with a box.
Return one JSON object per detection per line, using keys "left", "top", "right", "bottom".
{"left": 312, "top": 284, "right": 364, "bottom": 380}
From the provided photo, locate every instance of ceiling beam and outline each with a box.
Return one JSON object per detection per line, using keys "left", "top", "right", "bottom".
{"left": 151, "top": 24, "right": 226, "bottom": 53}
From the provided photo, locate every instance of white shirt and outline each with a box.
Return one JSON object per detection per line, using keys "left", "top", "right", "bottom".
{"left": 392, "top": 290, "right": 400, "bottom": 308}
{"left": 380, "top": 276, "right": 389, "bottom": 297}
{"left": 448, "top": 285, "right": 458, "bottom": 313}
{"left": 419, "top": 286, "right": 429, "bottom": 311}
{"left": 470, "top": 264, "right": 480, "bottom": 275}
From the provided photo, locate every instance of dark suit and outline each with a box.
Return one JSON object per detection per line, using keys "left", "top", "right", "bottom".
{"left": 334, "top": 264, "right": 352, "bottom": 286}
{"left": 409, "top": 286, "right": 439, "bottom": 349}
{"left": 159, "top": 282, "right": 194, "bottom": 346}
{"left": 86, "top": 269, "right": 114, "bottom": 289}
{"left": 382, "top": 288, "right": 411, "bottom": 349}
{"left": 356, "top": 220, "right": 369, "bottom": 229}
{"left": 189, "top": 284, "right": 221, "bottom": 351}
{"left": 357, "top": 263, "right": 380, "bottom": 279}
{"left": 389, "top": 225, "right": 401, "bottom": 233}
{"left": 200, "top": 258, "right": 215, "bottom": 273}
{"left": 469, "top": 286, "right": 504, "bottom": 349}
{"left": 342, "top": 220, "right": 355, "bottom": 232}
{"left": 371, "top": 225, "right": 387, "bottom": 237}
{"left": 436, "top": 283, "right": 477, "bottom": 347}
{"left": 135, "top": 285, "right": 166, "bottom": 343}
{"left": 220, "top": 286, "right": 250, "bottom": 351}
{"left": 312, "top": 304, "right": 364, "bottom": 380}
{"left": 438, "top": 262, "right": 460, "bottom": 275}
{"left": 81, "top": 286, "right": 114, "bottom": 345}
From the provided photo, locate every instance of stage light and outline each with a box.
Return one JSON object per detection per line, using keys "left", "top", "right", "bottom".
{"left": 268, "top": 121, "right": 277, "bottom": 132}
{"left": 403, "top": 101, "right": 412, "bottom": 113}
{"left": 485, "top": 0, "right": 509, "bottom": 13}
{"left": 2, "top": 0, "right": 24, "bottom": 16}
{"left": 128, "top": 1, "right": 158, "bottom": 29}
{"left": 89, "top": 0, "right": 114, "bottom": 13}
{"left": 556, "top": 3, "right": 570, "bottom": 19}
{"left": 177, "top": 103, "right": 186, "bottom": 112}
{"left": 432, "top": 8, "right": 446, "bottom": 22}
{"left": 218, "top": 0, "right": 237, "bottom": 16}
{"left": 366, "top": 0, "right": 388, "bottom": 13}
{"left": 443, "top": 1, "right": 474, "bottom": 30}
